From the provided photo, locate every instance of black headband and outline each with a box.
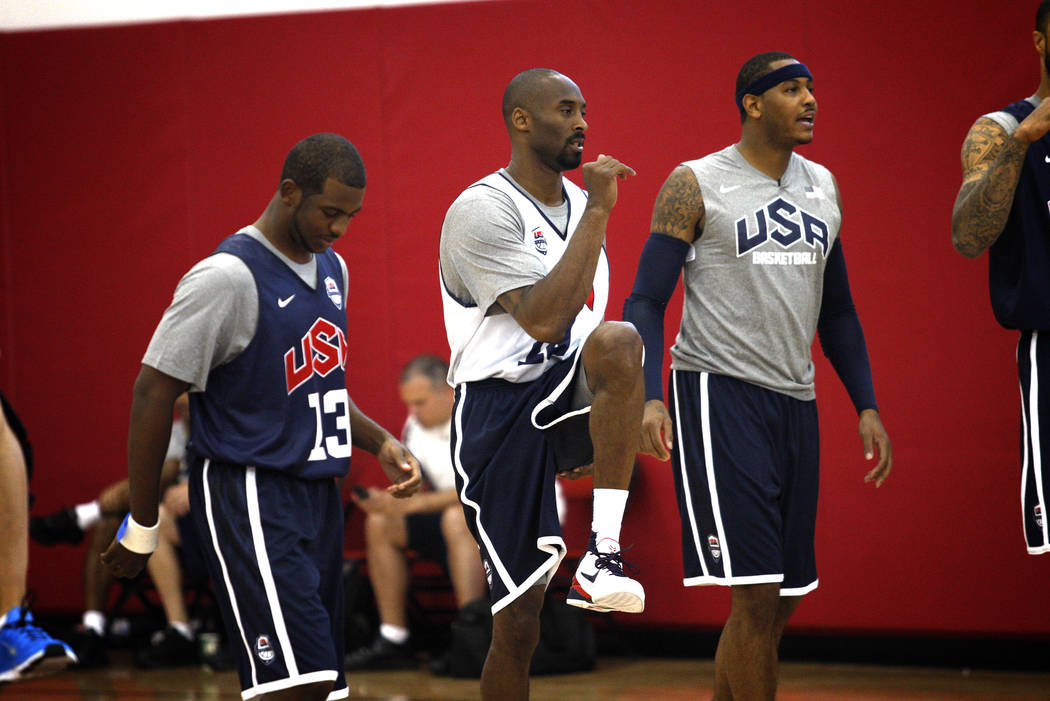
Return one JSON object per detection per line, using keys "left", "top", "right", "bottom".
{"left": 735, "top": 62, "right": 813, "bottom": 112}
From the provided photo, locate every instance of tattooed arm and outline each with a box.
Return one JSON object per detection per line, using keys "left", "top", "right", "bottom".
{"left": 652, "top": 165, "right": 706, "bottom": 243}
{"left": 952, "top": 103, "right": 1050, "bottom": 258}
{"left": 622, "top": 165, "right": 705, "bottom": 459}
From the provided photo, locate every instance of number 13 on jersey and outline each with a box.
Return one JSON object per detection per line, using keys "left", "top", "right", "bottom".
{"left": 306, "top": 388, "right": 351, "bottom": 461}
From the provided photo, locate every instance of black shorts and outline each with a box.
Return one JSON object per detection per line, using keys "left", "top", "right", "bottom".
{"left": 451, "top": 351, "right": 592, "bottom": 613}
{"left": 669, "top": 371, "right": 819, "bottom": 595}
{"left": 1018, "top": 331, "right": 1050, "bottom": 554}
{"left": 175, "top": 510, "right": 209, "bottom": 584}
{"left": 188, "top": 456, "right": 348, "bottom": 700}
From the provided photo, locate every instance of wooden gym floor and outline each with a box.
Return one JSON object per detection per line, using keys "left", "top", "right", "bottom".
{"left": 3, "top": 652, "right": 1049, "bottom": 700}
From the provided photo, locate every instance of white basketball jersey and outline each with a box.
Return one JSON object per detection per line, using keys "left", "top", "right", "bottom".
{"left": 441, "top": 172, "right": 608, "bottom": 385}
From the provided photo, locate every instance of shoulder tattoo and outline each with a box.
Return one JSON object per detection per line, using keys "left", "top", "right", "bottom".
{"left": 961, "top": 118, "right": 1010, "bottom": 175}
{"left": 651, "top": 166, "right": 704, "bottom": 242}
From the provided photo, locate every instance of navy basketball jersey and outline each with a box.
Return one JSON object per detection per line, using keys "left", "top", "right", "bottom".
{"left": 989, "top": 99, "right": 1050, "bottom": 331}
{"left": 189, "top": 233, "right": 351, "bottom": 479}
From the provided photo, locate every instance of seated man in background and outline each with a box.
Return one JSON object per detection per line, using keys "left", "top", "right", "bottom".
{"left": 30, "top": 394, "right": 190, "bottom": 667}
{"left": 0, "top": 390, "right": 77, "bottom": 681}
{"left": 345, "top": 355, "right": 487, "bottom": 670}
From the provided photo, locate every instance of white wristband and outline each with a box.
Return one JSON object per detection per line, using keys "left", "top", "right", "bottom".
{"left": 117, "top": 514, "right": 159, "bottom": 554}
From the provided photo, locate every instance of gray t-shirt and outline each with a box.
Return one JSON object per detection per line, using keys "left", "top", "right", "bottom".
{"left": 142, "top": 226, "right": 349, "bottom": 391}
{"left": 982, "top": 95, "right": 1040, "bottom": 134}
{"left": 439, "top": 168, "right": 568, "bottom": 313}
{"left": 671, "top": 145, "right": 841, "bottom": 400}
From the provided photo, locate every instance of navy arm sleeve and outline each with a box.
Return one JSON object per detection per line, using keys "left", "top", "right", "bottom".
{"left": 622, "top": 233, "right": 692, "bottom": 402}
{"left": 816, "top": 239, "right": 878, "bottom": 414}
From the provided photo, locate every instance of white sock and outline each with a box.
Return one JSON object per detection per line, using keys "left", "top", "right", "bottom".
{"left": 74, "top": 501, "right": 101, "bottom": 531}
{"left": 170, "top": 621, "right": 194, "bottom": 640}
{"left": 379, "top": 623, "right": 409, "bottom": 645}
{"left": 82, "top": 610, "right": 106, "bottom": 635}
{"left": 591, "top": 488, "right": 629, "bottom": 552}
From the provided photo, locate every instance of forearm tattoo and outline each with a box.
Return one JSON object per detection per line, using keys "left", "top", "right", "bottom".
{"left": 651, "top": 166, "right": 705, "bottom": 241}
{"left": 953, "top": 120, "right": 1029, "bottom": 257}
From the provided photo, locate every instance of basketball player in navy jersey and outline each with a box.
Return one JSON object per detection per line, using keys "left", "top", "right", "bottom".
{"left": 952, "top": 1, "right": 1050, "bottom": 556}
{"left": 624, "top": 53, "right": 892, "bottom": 699}
{"left": 440, "top": 69, "right": 650, "bottom": 700}
{"left": 102, "top": 133, "right": 422, "bottom": 701}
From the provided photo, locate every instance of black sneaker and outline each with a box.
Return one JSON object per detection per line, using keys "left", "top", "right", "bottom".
{"left": 344, "top": 636, "right": 416, "bottom": 671}
{"left": 29, "top": 508, "right": 84, "bottom": 546}
{"left": 68, "top": 627, "right": 108, "bottom": 668}
{"left": 134, "top": 626, "right": 197, "bottom": 669}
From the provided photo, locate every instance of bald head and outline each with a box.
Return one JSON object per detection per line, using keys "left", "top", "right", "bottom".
{"left": 502, "top": 68, "right": 574, "bottom": 130}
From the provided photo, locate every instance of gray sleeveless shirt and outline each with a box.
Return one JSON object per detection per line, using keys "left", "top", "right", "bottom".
{"left": 670, "top": 145, "right": 841, "bottom": 400}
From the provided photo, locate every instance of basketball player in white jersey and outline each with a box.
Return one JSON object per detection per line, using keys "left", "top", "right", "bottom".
{"left": 440, "top": 68, "right": 649, "bottom": 700}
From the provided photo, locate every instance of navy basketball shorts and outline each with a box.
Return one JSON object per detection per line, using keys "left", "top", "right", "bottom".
{"left": 1017, "top": 331, "right": 1050, "bottom": 554}
{"left": 175, "top": 511, "right": 209, "bottom": 584}
{"left": 451, "top": 351, "right": 593, "bottom": 614}
{"left": 188, "top": 456, "right": 348, "bottom": 700}
{"left": 668, "top": 370, "right": 819, "bottom": 595}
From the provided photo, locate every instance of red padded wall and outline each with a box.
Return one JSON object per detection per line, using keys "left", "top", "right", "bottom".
{"left": 2, "top": 0, "right": 1047, "bottom": 634}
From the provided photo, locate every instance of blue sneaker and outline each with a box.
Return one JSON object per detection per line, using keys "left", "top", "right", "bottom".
{"left": 0, "top": 605, "right": 77, "bottom": 682}
{"left": 566, "top": 533, "right": 645, "bottom": 613}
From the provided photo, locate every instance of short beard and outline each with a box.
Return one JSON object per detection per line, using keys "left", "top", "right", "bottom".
{"left": 555, "top": 151, "right": 582, "bottom": 171}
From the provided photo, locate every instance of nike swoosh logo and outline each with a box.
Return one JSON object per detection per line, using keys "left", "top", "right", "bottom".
{"left": 719, "top": 184, "right": 741, "bottom": 194}
{"left": 581, "top": 570, "right": 599, "bottom": 584}
{"left": 277, "top": 295, "right": 295, "bottom": 308}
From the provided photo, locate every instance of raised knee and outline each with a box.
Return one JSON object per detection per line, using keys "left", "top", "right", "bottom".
{"left": 586, "top": 322, "right": 642, "bottom": 377}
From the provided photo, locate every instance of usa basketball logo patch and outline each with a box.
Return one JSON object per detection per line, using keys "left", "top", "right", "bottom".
{"left": 324, "top": 276, "right": 342, "bottom": 310}
{"left": 532, "top": 227, "right": 548, "bottom": 255}
{"left": 707, "top": 535, "right": 721, "bottom": 561}
{"left": 1037, "top": 504, "right": 1044, "bottom": 529}
{"left": 254, "top": 634, "right": 277, "bottom": 665}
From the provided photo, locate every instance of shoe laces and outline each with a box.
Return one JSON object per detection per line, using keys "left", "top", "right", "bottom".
{"left": 592, "top": 544, "right": 640, "bottom": 577}
{"left": 3, "top": 595, "right": 51, "bottom": 643}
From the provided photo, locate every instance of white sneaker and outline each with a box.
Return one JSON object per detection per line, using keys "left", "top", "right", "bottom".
{"left": 566, "top": 533, "right": 644, "bottom": 613}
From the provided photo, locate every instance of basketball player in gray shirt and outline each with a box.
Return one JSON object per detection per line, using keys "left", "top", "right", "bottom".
{"left": 624, "top": 52, "right": 893, "bottom": 700}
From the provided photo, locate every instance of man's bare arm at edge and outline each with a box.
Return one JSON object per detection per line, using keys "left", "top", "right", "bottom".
{"left": 951, "top": 106, "right": 1050, "bottom": 258}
